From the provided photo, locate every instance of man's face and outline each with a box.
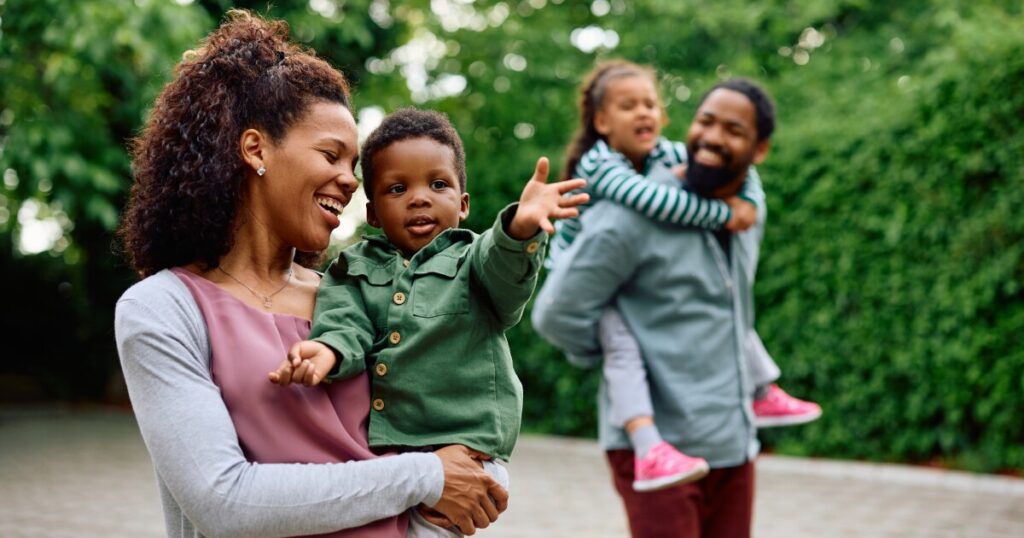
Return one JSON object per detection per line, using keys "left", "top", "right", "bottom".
{"left": 685, "top": 88, "right": 770, "bottom": 197}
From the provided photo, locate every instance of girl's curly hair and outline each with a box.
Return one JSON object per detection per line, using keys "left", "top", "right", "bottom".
{"left": 119, "top": 9, "right": 351, "bottom": 277}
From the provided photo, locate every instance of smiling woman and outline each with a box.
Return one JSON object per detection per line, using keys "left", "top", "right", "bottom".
{"left": 113, "top": 9, "right": 506, "bottom": 538}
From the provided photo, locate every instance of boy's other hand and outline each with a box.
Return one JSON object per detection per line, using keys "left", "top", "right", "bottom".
{"left": 268, "top": 340, "right": 336, "bottom": 386}
{"left": 508, "top": 157, "right": 589, "bottom": 240}
{"left": 724, "top": 196, "right": 757, "bottom": 232}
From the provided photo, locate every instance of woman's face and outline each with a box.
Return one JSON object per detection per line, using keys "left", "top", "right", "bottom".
{"left": 258, "top": 101, "right": 360, "bottom": 252}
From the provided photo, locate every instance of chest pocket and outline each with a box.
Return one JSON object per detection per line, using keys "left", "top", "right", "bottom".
{"left": 412, "top": 254, "right": 470, "bottom": 318}
{"left": 343, "top": 260, "right": 394, "bottom": 329}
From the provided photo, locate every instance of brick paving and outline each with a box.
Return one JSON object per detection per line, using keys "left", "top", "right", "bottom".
{"left": 1, "top": 407, "right": 1022, "bottom": 537}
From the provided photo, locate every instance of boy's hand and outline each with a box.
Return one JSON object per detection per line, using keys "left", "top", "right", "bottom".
{"left": 269, "top": 340, "right": 336, "bottom": 386}
{"left": 507, "top": 157, "right": 589, "bottom": 240}
{"left": 724, "top": 196, "right": 757, "bottom": 232}
{"left": 671, "top": 163, "right": 688, "bottom": 179}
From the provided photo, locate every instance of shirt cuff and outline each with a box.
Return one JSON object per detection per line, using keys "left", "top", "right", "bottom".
{"left": 493, "top": 203, "right": 548, "bottom": 258}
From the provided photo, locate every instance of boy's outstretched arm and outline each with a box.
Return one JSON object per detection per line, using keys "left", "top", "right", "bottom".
{"left": 471, "top": 158, "right": 589, "bottom": 329}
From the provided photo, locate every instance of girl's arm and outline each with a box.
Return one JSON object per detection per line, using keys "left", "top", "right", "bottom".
{"left": 664, "top": 138, "right": 766, "bottom": 212}
{"left": 578, "top": 146, "right": 733, "bottom": 230}
{"left": 115, "top": 274, "right": 443, "bottom": 538}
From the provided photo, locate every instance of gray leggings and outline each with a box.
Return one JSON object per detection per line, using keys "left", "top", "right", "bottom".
{"left": 600, "top": 307, "right": 780, "bottom": 427}
{"left": 407, "top": 459, "right": 510, "bottom": 537}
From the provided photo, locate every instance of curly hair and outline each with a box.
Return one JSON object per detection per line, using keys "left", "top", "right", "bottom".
{"left": 698, "top": 78, "right": 776, "bottom": 141}
{"left": 359, "top": 108, "right": 467, "bottom": 197}
{"left": 118, "top": 9, "right": 352, "bottom": 277}
{"left": 562, "top": 60, "right": 660, "bottom": 181}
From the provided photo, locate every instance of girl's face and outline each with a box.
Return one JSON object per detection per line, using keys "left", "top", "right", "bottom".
{"left": 594, "top": 75, "right": 663, "bottom": 169}
{"left": 256, "top": 100, "right": 360, "bottom": 252}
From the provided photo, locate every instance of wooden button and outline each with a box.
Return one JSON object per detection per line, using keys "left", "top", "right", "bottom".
{"left": 393, "top": 292, "right": 406, "bottom": 305}
{"left": 375, "top": 363, "right": 388, "bottom": 377}
{"left": 526, "top": 241, "right": 540, "bottom": 254}
{"left": 389, "top": 331, "right": 401, "bottom": 345}
{"left": 372, "top": 398, "right": 385, "bottom": 411}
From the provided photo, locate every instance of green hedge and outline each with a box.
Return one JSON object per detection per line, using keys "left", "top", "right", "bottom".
{"left": 512, "top": 7, "right": 1024, "bottom": 472}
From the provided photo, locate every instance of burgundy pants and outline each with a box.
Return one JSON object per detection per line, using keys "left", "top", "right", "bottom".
{"left": 606, "top": 450, "right": 755, "bottom": 538}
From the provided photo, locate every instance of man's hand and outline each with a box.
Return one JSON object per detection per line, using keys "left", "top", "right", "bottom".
{"left": 724, "top": 196, "right": 757, "bottom": 232}
{"left": 268, "top": 340, "right": 336, "bottom": 386}
{"left": 507, "top": 157, "right": 589, "bottom": 240}
{"left": 430, "top": 445, "right": 508, "bottom": 535}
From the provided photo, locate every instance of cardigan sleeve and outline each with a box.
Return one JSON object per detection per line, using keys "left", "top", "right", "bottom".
{"left": 115, "top": 273, "right": 443, "bottom": 538}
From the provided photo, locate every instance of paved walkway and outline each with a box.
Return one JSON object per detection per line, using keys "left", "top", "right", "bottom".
{"left": 1, "top": 407, "right": 1022, "bottom": 537}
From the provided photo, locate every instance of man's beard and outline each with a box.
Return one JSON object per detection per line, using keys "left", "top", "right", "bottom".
{"left": 686, "top": 142, "right": 746, "bottom": 197}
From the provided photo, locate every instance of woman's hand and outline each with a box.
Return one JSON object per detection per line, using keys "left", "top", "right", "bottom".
{"left": 430, "top": 445, "right": 508, "bottom": 535}
{"left": 507, "top": 157, "right": 589, "bottom": 240}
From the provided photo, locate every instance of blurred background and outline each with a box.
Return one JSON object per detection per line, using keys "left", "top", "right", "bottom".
{"left": 1, "top": 0, "right": 1021, "bottom": 476}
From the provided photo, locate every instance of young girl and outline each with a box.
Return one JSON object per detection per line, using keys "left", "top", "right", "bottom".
{"left": 551, "top": 60, "right": 821, "bottom": 492}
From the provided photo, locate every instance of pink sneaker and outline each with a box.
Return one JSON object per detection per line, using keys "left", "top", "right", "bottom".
{"left": 753, "top": 384, "right": 822, "bottom": 428}
{"left": 633, "top": 441, "right": 710, "bottom": 492}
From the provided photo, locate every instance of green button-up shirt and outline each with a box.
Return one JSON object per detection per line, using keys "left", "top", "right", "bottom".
{"left": 312, "top": 204, "right": 546, "bottom": 461}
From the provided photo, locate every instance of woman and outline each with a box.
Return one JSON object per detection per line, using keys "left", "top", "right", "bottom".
{"left": 115, "top": 10, "right": 504, "bottom": 538}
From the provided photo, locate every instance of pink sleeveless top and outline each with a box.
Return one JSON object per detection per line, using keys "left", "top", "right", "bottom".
{"left": 172, "top": 268, "right": 407, "bottom": 538}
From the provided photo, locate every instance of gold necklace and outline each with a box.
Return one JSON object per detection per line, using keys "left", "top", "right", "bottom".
{"left": 217, "top": 266, "right": 293, "bottom": 309}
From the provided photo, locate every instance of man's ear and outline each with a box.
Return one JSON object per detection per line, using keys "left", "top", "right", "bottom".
{"left": 752, "top": 139, "right": 771, "bottom": 165}
{"left": 240, "top": 128, "right": 269, "bottom": 175}
{"left": 366, "top": 201, "right": 381, "bottom": 228}
{"left": 459, "top": 193, "right": 470, "bottom": 221}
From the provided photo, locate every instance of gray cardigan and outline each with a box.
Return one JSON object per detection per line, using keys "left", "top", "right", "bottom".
{"left": 114, "top": 270, "right": 444, "bottom": 538}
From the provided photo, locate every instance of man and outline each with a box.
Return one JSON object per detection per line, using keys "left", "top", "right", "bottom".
{"left": 532, "top": 78, "right": 776, "bottom": 537}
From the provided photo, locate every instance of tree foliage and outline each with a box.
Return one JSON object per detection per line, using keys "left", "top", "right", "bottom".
{"left": 1, "top": 0, "right": 1020, "bottom": 470}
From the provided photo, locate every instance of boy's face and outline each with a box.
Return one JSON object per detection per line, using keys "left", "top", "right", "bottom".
{"left": 366, "top": 136, "right": 469, "bottom": 258}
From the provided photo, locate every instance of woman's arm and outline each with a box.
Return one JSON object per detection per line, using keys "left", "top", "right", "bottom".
{"left": 115, "top": 275, "right": 443, "bottom": 538}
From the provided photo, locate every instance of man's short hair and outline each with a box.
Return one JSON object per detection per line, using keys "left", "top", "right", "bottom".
{"left": 699, "top": 78, "right": 776, "bottom": 141}
{"left": 360, "top": 108, "right": 467, "bottom": 197}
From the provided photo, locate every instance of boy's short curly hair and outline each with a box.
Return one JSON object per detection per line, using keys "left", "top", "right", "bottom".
{"left": 118, "top": 9, "right": 351, "bottom": 277}
{"left": 360, "top": 108, "right": 466, "bottom": 197}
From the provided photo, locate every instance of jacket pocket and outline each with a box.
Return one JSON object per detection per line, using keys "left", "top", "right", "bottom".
{"left": 412, "top": 254, "right": 470, "bottom": 317}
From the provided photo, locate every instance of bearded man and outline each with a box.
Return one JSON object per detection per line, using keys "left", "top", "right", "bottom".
{"left": 533, "top": 79, "right": 778, "bottom": 537}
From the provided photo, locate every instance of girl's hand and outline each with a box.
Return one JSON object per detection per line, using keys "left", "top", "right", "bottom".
{"left": 268, "top": 340, "right": 336, "bottom": 386}
{"left": 724, "top": 196, "right": 757, "bottom": 232}
{"left": 431, "top": 445, "right": 508, "bottom": 535}
{"left": 507, "top": 157, "right": 589, "bottom": 240}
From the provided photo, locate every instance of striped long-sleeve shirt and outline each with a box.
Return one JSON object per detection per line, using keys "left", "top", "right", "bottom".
{"left": 549, "top": 137, "right": 763, "bottom": 265}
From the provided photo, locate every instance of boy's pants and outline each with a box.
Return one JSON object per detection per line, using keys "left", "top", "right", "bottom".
{"left": 607, "top": 450, "right": 754, "bottom": 538}
{"left": 600, "top": 308, "right": 780, "bottom": 426}
{"left": 407, "top": 460, "right": 509, "bottom": 537}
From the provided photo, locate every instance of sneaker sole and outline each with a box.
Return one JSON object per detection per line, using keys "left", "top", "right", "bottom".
{"left": 755, "top": 408, "right": 822, "bottom": 428}
{"left": 632, "top": 461, "right": 710, "bottom": 492}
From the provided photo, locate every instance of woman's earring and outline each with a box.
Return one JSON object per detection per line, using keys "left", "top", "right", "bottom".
{"left": 257, "top": 165, "right": 266, "bottom": 177}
